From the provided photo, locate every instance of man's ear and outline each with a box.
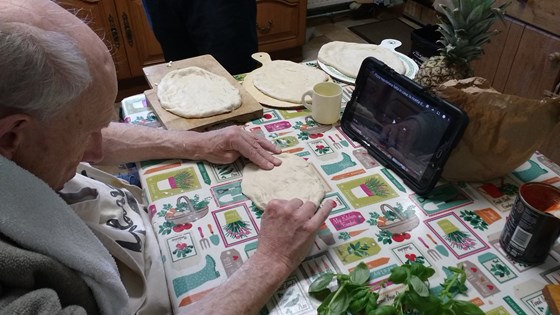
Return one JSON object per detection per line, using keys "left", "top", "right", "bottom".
{"left": 0, "top": 114, "right": 31, "bottom": 159}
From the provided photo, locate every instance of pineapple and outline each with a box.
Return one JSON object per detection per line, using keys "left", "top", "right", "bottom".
{"left": 414, "top": 0, "right": 509, "bottom": 89}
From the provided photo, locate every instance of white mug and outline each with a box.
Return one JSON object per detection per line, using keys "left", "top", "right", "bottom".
{"left": 301, "top": 82, "right": 343, "bottom": 125}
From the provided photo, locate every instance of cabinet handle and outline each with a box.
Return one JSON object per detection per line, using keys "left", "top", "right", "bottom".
{"left": 549, "top": 52, "right": 560, "bottom": 62}
{"left": 108, "top": 14, "right": 120, "bottom": 49}
{"left": 257, "top": 20, "right": 273, "bottom": 34}
{"left": 122, "top": 13, "right": 134, "bottom": 47}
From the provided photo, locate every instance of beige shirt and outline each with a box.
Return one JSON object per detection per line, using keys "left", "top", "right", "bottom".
{"left": 59, "top": 164, "right": 172, "bottom": 315}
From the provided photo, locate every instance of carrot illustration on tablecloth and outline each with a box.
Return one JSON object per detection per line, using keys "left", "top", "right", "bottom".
{"left": 437, "top": 219, "right": 476, "bottom": 250}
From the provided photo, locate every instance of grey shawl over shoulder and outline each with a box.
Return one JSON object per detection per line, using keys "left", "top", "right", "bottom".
{"left": 0, "top": 156, "right": 129, "bottom": 314}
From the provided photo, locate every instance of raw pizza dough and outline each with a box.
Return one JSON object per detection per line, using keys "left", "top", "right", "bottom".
{"left": 157, "top": 66, "right": 242, "bottom": 118}
{"left": 241, "top": 153, "right": 328, "bottom": 210}
{"left": 252, "top": 60, "right": 329, "bottom": 103}
{"left": 318, "top": 41, "right": 406, "bottom": 78}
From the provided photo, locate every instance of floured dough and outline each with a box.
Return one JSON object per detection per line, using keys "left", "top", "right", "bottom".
{"left": 241, "top": 153, "right": 328, "bottom": 210}
{"left": 157, "top": 66, "right": 242, "bottom": 118}
{"left": 318, "top": 41, "right": 406, "bottom": 78}
{"left": 252, "top": 60, "right": 329, "bottom": 103}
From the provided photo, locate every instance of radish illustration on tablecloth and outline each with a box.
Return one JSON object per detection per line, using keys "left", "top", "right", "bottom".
{"left": 437, "top": 219, "right": 477, "bottom": 250}
{"left": 223, "top": 209, "right": 252, "bottom": 239}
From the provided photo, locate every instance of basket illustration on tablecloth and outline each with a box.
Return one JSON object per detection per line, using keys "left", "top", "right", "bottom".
{"left": 164, "top": 195, "right": 210, "bottom": 225}
{"left": 377, "top": 203, "right": 420, "bottom": 234}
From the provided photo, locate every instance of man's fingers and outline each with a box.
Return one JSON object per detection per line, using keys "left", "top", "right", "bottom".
{"left": 255, "top": 136, "right": 282, "bottom": 155}
{"left": 287, "top": 198, "right": 305, "bottom": 210}
{"left": 308, "top": 200, "right": 335, "bottom": 227}
{"left": 237, "top": 132, "right": 281, "bottom": 169}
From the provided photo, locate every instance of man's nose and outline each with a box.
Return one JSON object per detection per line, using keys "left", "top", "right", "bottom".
{"left": 81, "top": 132, "right": 104, "bottom": 164}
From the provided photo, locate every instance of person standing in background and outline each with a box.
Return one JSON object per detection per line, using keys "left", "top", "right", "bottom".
{"left": 142, "top": 0, "right": 259, "bottom": 75}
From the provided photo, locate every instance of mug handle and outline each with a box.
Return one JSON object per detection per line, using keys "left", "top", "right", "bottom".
{"left": 301, "top": 90, "right": 313, "bottom": 111}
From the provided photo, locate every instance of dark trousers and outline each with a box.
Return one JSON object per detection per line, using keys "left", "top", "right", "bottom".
{"left": 143, "top": 0, "right": 258, "bottom": 75}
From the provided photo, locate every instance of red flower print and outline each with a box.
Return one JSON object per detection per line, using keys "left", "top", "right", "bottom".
{"left": 405, "top": 253, "right": 417, "bottom": 262}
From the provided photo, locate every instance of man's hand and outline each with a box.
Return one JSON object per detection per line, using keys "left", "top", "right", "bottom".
{"left": 193, "top": 126, "right": 282, "bottom": 170}
{"left": 254, "top": 198, "right": 335, "bottom": 273}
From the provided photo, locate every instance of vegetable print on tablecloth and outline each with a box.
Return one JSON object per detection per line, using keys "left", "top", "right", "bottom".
{"left": 131, "top": 92, "right": 560, "bottom": 314}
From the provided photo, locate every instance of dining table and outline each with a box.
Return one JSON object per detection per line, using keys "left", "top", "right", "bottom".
{"left": 121, "top": 61, "right": 560, "bottom": 315}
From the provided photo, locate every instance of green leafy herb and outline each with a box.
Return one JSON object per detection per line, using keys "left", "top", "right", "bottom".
{"left": 308, "top": 262, "right": 484, "bottom": 315}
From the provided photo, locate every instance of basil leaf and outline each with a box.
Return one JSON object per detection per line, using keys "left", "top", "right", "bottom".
{"left": 450, "top": 300, "right": 485, "bottom": 315}
{"left": 310, "top": 272, "right": 334, "bottom": 293}
{"left": 410, "top": 275, "right": 429, "bottom": 297}
{"left": 404, "top": 290, "right": 442, "bottom": 314}
{"left": 310, "top": 288, "right": 333, "bottom": 302}
{"left": 417, "top": 266, "right": 436, "bottom": 281}
{"left": 350, "top": 262, "right": 370, "bottom": 285}
{"left": 330, "top": 286, "right": 351, "bottom": 314}
{"left": 364, "top": 291, "right": 379, "bottom": 314}
{"left": 388, "top": 266, "right": 408, "bottom": 283}
{"left": 317, "top": 291, "right": 336, "bottom": 315}
{"left": 372, "top": 305, "right": 397, "bottom": 315}
{"left": 348, "top": 288, "right": 369, "bottom": 314}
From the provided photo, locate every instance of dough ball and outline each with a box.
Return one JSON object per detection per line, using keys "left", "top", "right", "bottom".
{"left": 318, "top": 41, "right": 405, "bottom": 78}
{"left": 157, "top": 66, "right": 242, "bottom": 118}
{"left": 252, "top": 60, "right": 329, "bottom": 103}
{"left": 241, "top": 153, "right": 328, "bottom": 210}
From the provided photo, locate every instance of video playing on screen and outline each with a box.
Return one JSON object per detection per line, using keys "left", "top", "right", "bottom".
{"left": 348, "top": 71, "right": 450, "bottom": 181}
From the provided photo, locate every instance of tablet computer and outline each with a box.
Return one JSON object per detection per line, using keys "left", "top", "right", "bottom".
{"left": 340, "top": 57, "right": 468, "bottom": 195}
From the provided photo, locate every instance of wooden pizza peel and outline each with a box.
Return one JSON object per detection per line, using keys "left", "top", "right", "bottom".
{"left": 142, "top": 54, "right": 263, "bottom": 131}
{"left": 242, "top": 52, "right": 333, "bottom": 109}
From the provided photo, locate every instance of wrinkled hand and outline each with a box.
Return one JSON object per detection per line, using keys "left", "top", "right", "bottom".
{"left": 255, "top": 199, "right": 335, "bottom": 273}
{"left": 194, "top": 126, "right": 282, "bottom": 169}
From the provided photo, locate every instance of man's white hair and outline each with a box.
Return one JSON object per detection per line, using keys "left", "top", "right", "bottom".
{"left": 0, "top": 21, "right": 92, "bottom": 121}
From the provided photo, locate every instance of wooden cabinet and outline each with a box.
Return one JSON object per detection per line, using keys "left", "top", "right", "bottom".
{"left": 402, "top": 0, "right": 437, "bottom": 26}
{"left": 471, "top": 18, "right": 560, "bottom": 99}
{"left": 58, "top": 0, "right": 164, "bottom": 80}
{"left": 256, "top": 0, "right": 307, "bottom": 60}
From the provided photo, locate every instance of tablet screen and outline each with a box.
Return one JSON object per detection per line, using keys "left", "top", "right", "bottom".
{"left": 341, "top": 57, "right": 468, "bottom": 194}
{"left": 349, "top": 71, "right": 449, "bottom": 180}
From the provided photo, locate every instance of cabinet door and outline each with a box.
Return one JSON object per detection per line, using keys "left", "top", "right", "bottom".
{"left": 471, "top": 18, "right": 523, "bottom": 89}
{"left": 57, "top": 0, "right": 132, "bottom": 80}
{"left": 114, "top": 0, "right": 164, "bottom": 78}
{"left": 256, "top": 0, "right": 306, "bottom": 53}
{"left": 502, "top": 25, "right": 560, "bottom": 99}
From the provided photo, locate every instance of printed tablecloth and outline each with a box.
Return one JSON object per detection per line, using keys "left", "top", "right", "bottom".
{"left": 126, "top": 73, "right": 560, "bottom": 315}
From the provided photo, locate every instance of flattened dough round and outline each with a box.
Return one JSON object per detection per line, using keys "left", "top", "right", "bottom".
{"left": 318, "top": 41, "right": 405, "bottom": 78}
{"left": 157, "top": 66, "right": 242, "bottom": 118}
{"left": 241, "top": 153, "right": 327, "bottom": 210}
{"left": 252, "top": 60, "right": 329, "bottom": 103}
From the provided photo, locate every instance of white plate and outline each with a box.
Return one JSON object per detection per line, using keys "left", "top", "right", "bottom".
{"left": 318, "top": 39, "right": 419, "bottom": 84}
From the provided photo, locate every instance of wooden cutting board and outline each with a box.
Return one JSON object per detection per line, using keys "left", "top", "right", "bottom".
{"left": 242, "top": 52, "right": 332, "bottom": 109}
{"left": 142, "top": 54, "right": 263, "bottom": 131}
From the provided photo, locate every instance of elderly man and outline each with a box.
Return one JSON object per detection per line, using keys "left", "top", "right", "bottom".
{"left": 0, "top": 1, "right": 333, "bottom": 314}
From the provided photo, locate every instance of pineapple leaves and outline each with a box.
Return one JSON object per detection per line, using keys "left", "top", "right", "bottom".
{"left": 430, "top": 0, "right": 511, "bottom": 68}
{"left": 466, "top": 5, "right": 483, "bottom": 26}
